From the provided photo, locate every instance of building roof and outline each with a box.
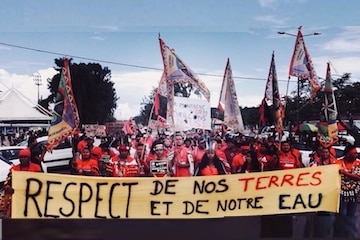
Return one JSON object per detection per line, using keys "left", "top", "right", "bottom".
{"left": 0, "top": 88, "right": 52, "bottom": 121}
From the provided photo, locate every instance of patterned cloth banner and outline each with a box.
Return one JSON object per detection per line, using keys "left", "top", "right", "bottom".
{"left": 288, "top": 26, "right": 321, "bottom": 101}
{"left": 159, "top": 38, "right": 210, "bottom": 102}
{"left": 159, "top": 37, "right": 211, "bottom": 130}
{"left": 218, "top": 58, "right": 244, "bottom": 132}
{"left": 11, "top": 165, "right": 340, "bottom": 219}
{"left": 317, "top": 62, "right": 339, "bottom": 148}
{"left": 47, "top": 58, "right": 80, "bottom": 151}
{"left": 268, "top": 52, "right": 284, "bottom": 137}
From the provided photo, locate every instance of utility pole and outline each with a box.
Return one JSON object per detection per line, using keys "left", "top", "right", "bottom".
{"left": 33, "top": 72, "right": 42, "bottom": 103}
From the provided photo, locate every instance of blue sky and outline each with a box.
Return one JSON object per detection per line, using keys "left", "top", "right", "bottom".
{"left": 1, "top": 0, "right": 360, "bottom": 120}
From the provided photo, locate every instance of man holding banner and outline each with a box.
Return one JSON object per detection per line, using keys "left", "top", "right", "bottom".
{"left": 333, "top": 145, "right": 360, "bottom": 238}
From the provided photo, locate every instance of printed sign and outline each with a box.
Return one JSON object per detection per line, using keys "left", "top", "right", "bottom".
{"left": 150, "top": 160, "right": 168, "bottom": 174}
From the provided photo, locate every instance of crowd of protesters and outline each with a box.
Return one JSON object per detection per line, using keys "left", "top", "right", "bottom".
{"left": 4, "top": 126, "right": 360, "bottom": 237}
{"left": 68, "top": 127, "right": 359, "bottom": 238}
{"left": 70, "top": 128, "right": 306, "bottom": 178}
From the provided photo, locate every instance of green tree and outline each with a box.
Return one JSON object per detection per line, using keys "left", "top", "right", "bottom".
{"left": 134, "top": 88, "right": 156, "bottom": 125}
{"left": 40, "top": 58, "right": 118, "bottom": 125}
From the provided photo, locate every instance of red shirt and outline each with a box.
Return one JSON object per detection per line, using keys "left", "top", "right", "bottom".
{"left": 11, "top": 163, "right": 42, "bottom": 172}
{"left": 173, "top": 146, "right": 192, "bottom": 177}
{"left": 192, "top": 147, "right": 206, "bottom": 166}
{"left": 75, "top": 158, "right": 99, "bottom": 176}
{"left": 279, "top": 151, "right": 302, "bottom": 170}
{"left": 199, "top": 165, "right": 219, "bottom": 176}
{"left": 109, "top": 155, "right": 140, "bottom": 177}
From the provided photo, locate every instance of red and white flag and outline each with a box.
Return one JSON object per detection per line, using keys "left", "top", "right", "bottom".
{"left": 218, "top": 58, "right": 244, "bottom": 132}
{"left": 289, "top": 26, "right": 321, "bottom": 101}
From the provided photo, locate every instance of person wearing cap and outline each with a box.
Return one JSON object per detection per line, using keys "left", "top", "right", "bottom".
{"left": 106, "top": 144, "right": 140, "bottom": 177}
{"left": 332, "top": 145, "right": 360, "bottom": 238}
{"left": 77, "top": 135, "right": 95, "bottom": 153}
{"left": 194, "top": 142, "right": 227, "bottom": 176}
{"left": 1, "top": 148, "right": 42, "bottom": 218}
{"left": 11, "top": 148, "right": 42, "bottom": 172}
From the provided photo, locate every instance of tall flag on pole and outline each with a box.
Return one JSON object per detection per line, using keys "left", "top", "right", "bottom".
{"left": 217, "top": 58, "right": 244, "bottom": 132}
{"left": 151, "top": 72, "right": 168, "bottom": 127}
{"left": 159, "top": 37, "right": 211, "bottom": 130}
{"left": 259, "top": 52, "right": 284, "bottom": 137}
{"left": 47, "top": 58, "right": 80, "bottom": 151}
{"left": 289, "top": 26, "right": 321, "bottom": 101}
{"left": 317, "top": 62, "right": 338, "bottom": 148}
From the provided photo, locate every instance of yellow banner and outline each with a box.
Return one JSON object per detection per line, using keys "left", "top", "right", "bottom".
{"left": 11, "top": 165, "right": 340, "bottom": 219}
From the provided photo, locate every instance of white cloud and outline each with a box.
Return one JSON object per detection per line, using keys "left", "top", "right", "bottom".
{"left": 92, "top": 35, "right": 105, "bottom": 41}
{"left": 0, "top": 67, "right": 58, "bottom": 104}
{"left": 111, "top": 69, "right": 262, "bottom": 120}
{"left": 313, "top": 56, "right": 360, "bottom": 82}
{"left": 258, "top": 0, "right": 278, "bottom": 8}
{"left": 93, "top": 25, "right": 119, "bottom": 32}
{"left": 322, "top": 26, "right": 360, "bottom": 53}
{"left": 112, "top": 70, "right": 162, "bottom": 119}
{"left": 0, "top": 45, "right": 11, "bottom": 50}
{"left": 254, "top": 15, "right": 287, "bottom": 25}
{"left": 258, "top": 0, "right": 307, "bottom": 8}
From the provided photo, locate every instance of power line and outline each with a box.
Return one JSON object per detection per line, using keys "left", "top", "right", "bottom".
{"left": 0, "top": 41, "right": 294, "bottom": 83}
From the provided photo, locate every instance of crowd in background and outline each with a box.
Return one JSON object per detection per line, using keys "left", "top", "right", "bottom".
{"left": 4, "top": 126, "right": 360, "bottom": 238}
{"left": 70, "top": 127, "right": 360, "bottom": 238}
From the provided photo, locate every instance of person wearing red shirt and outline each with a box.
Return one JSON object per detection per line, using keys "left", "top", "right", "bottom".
{"left": 223, "top": 135, "right": 242, "bottom": 168}
{"left": 231, "top": 151, "right": 245, "bottom": 173}
{"left": 133, "top": 142, "right": 148, "bottom": 176}
{"left": 77, "top": 135, "right": 94, "bottom": 153}
{"left": 107, "top": 145, "right": 140, "bottom": 177}
{"left": 184, "top": 138, "right": 194, "bottom": 151}
{"left": 169, "top": 133, "right": 194, "bottom": 177}
{"left": 332, "top": 145, "right": 360, "bottom": 238}
{"left": 2, "top": 148, "right": 41, "bottom": 218}
{"left": 146, "top": 140, "right": 169, "bottom": 177}
{"left": 309, "top": 147, "right": 336, "bottom": 167}
{"left": 192, "top": 137, "right": 206, "bottom": 169}
{"left": 307, "top": 146, "right": 337, "bottom": 238}
{"left": 97, "top": 142, "right": 117, "bottom": 176}
{"left": 11, "top": 148, "right": 42, "bottom": 172}
{"left": 74, "top": 147, "right": 99, "bottom": 176}
{"left": 257, "top": 142, "right": 279, "bottom": 171}
{"left": 194, "top": 145, "right": 227, "bottom": 176}
{"left": 240, "top": 150, "right": 262, "bottom": 173}
{"left": 278, "top": 140, "right": 303, "bottom": 170}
